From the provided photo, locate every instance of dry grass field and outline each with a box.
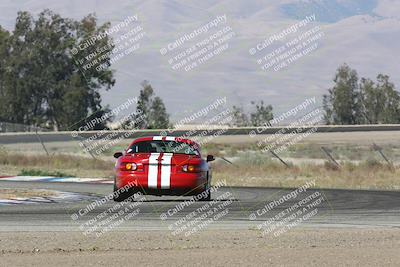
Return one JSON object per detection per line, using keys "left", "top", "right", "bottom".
{"left": 1, "top": 132, "right": 399, "bottom": 191}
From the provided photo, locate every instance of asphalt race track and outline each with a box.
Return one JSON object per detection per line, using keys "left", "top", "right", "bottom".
{"left": 0, "top": 180, "right": 399, "bottom": 232}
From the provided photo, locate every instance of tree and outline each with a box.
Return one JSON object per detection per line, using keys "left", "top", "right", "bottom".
{"left": 324, "top": 64, "right": 400, "bottom": 125}
{"left": 149, "top": 96, "right": 169, "bottom": 129}
{"left": 231, "top": 105, "right": 250, "bottom": 127}
{"left": 358, "top": 78, "right": 380, "bottom": 124}
{"left": 323, "top": 64, "right": 363, "bottom": 124}
{"left": 133, "top": 80, "right": 154, "bottom": 129}
{"left": 0, "top": 26, "right": 10, "bottom": 121}
{"left": 249, "top": 101, "right": 273, "bottom": 127}
{"left": 125, "top": 80, "right": 170, "bottom": 129}
{"left": 374, "top": 75, "right": 400, "bottom": 123}
{"left": 230, "top": 101, "right": 273, "bottom": 127}
{"left": 0, "top": 10, "right": 115, "bottom": 130}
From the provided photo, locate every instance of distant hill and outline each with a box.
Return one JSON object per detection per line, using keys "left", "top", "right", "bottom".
{"left": 0, "top": 0, "right": 399, "bottom": 121}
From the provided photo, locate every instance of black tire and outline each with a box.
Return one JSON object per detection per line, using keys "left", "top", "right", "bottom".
{"left": 199, "top": 186, "right": 211, "bottom": 201}
{"left": 200, "top": 190, "right": 211, "bottom": 201}
{"left": 198, "top": 173, "right": 211, "bottom": 201}
{"left": 113, "top": 184, "right": 127, "bottom": 202}
{"left": 113, "top": 180, "right": 133, "bottom": 202}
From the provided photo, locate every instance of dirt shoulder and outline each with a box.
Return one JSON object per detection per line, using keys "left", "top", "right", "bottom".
{"left": 0, "top": 189, "right": 56, "bottom": 199}
{"left": 0, "top": 228, "right": 399, "bottom": 266}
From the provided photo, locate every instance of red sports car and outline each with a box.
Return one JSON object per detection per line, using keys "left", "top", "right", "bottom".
{"left": 113, "top": 136, "right": 215, "bottom": 201}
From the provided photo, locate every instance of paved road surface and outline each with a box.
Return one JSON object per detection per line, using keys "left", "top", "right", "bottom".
{"left": 0, "top": 180, "right": 399, "bottom": 232}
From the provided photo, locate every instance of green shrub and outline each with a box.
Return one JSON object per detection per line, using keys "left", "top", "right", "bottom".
{"left": 18, "top": 169, "right": 75, "bottom": 177}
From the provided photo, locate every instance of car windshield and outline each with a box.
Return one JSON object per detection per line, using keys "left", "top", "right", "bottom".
{"left": 127, "top": 140, "right": 199, "bottom": 155}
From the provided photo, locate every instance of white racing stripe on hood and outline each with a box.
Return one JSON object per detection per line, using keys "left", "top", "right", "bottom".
{"left": 148, "top": 153, "right": 160, "bottom": 189}
{"left": 161, "top": 153, "right": 173, "bottom": 189}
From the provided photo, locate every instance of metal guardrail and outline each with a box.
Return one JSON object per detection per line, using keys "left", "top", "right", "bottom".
{"left": 0, "top": 124, "right": 400, "bottom": 144}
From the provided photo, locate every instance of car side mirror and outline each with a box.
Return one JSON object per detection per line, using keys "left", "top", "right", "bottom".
{"left": 113, "top": 152, "right": 123, "bottom": 159}
{"left": 206, "top": 155, "right": 215, "bottom": 162}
